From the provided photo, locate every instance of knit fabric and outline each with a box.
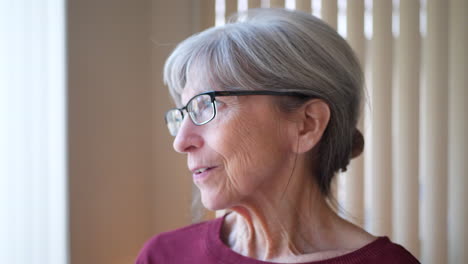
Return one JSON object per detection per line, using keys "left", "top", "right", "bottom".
{"left": 135, "top": 216, "right": 420, "bottom": 264}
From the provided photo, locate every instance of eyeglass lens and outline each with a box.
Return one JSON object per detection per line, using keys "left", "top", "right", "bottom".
{"left": 165, "top": 109, "right": 183, "bottom": 136}
{"left": 166, "top": 94, "right": 215, "bottom": 136}
{"left": 188, "top": 94, "right": 214, "bottom": 124}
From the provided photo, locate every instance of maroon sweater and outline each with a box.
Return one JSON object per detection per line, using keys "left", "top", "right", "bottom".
{"left": 136, "top": 216, "right": 420, "bottom": 264}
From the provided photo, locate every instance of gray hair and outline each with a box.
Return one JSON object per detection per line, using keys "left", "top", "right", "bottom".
{"left": 164, "top": 8, "right": 364, "bottom": 197}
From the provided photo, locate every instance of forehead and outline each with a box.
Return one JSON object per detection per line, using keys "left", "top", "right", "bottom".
{"left": 180, "top": 68, "right": 219, "bottom": 105}
{"left": 181, "top": 85, "right": 206, "bottom": 105}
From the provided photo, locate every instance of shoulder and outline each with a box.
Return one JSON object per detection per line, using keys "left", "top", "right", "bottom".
{"left": 361, "top": 237, "right": 420, "bottom": 264}
{"left": 135, "top": 218, "right": 222, "bottom": 264}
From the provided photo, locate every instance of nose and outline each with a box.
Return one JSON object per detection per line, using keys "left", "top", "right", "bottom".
{"left": 173, "top": 115, "right": 204, "bottom": 153}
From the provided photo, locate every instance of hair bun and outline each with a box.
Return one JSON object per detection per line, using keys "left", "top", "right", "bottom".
{"left": 351, "top": 128, "right": 364, "bottom": 159}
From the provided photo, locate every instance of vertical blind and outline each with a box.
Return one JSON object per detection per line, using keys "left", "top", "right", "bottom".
{"left": 211, "top": 0, "right": 468, "bottom": 263}
{"left": 0, "top": 0, "right": 68, "bottom": 264}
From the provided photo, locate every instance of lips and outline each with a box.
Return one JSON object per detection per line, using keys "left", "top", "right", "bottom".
{"left": 190, "top": 166, "right": 217, "bottom": 180}
{"left": 191, "top": 166, "right": 216, "bottom": 174}
{"left": 194, "top": 167, "right": 210, "bottom": 174}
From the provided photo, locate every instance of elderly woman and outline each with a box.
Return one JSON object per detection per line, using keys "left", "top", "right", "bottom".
{"left": 136, "top": 8, "right": 419, "bottom": 264}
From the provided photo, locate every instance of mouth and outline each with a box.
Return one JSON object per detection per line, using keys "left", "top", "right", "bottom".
{"left": 191, "top": 166, "right": 217, "bottom": 180}
{"left": 194, "top": 167, "right": 210, "bottom": 174}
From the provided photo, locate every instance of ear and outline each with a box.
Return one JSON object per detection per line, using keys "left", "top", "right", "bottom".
{"left": 294, "top": 99, "right": 330, "bottom": 154}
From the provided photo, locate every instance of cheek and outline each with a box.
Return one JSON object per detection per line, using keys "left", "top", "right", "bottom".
{"left": 212, "top": 112, "right": 291, "bottom": 194}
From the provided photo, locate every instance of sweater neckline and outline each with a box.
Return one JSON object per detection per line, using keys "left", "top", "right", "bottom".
{"left": 205, "top": 214, "right": 390, "bottom": 264}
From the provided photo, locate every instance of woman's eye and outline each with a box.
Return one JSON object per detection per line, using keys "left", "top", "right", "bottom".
{"left": 203, "top": 100, "right": 212, "bottom": 108}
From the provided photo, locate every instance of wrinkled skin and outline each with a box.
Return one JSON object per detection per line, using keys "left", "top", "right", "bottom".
{"left": 173, "top": 81, "right": 375, "bottom": 262}
{"left": 175, "top": 85, "right": 297, "bottom": 211}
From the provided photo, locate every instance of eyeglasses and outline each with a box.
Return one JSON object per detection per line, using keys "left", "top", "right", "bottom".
{"left": 164, "top": 90, "right": 308, "bottom": 136}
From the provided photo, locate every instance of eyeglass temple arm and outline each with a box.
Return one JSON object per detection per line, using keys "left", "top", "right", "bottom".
{"left": 212, "top": 90, "right": 309, "bottom": 98}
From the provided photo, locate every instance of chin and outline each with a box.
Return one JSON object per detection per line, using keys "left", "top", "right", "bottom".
{"left": 200, "top": 189, "right": 235, "bottom": 211}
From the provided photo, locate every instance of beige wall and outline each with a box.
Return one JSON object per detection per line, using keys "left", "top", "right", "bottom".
{"left": 68, "top": 1, "right": 194, "bottom": 263}
{"left": 150, "top": 0, "right": 195, "bottom": 233}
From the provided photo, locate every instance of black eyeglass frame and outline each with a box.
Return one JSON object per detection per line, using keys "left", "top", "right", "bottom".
{"left": 164, "top": 90, "right": 310, "bottom": 135}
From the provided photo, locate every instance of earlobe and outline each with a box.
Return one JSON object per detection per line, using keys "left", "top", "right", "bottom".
{"left": 294, "top": 99, "right": 330, "bottom": 154}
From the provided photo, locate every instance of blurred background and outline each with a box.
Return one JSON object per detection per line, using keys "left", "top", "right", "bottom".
{"left": 0, "top": 0, "right": 466, "bottom": 263}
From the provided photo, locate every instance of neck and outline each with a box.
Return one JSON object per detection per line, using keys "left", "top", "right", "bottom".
{"left": 221, "top": 156, "right": 346, "bottom": 262}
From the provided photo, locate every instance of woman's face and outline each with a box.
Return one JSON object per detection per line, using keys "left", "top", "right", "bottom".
{"left": 173, "top": 84, "right": 298, "bottom": 210}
